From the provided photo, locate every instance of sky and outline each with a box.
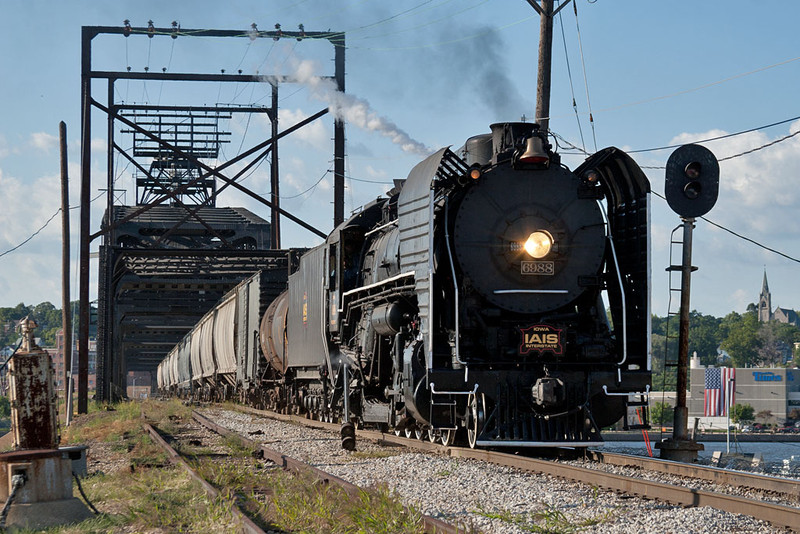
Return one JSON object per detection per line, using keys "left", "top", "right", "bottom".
{"left": 1, "top": 0, "right": 800, "bottom": 320}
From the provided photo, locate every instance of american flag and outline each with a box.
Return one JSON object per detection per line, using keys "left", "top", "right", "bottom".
{"left": 704, "top": 367, "right": 736, "bottom": 417}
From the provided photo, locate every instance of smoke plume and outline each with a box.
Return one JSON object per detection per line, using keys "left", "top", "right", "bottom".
{"left": 264, "top": 58, "right": 432, "bottom": 156}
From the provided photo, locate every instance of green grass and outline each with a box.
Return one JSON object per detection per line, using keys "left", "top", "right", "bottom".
{"left": 264, "top": 473, "right": 425, "bottom": 534}
{"left": 45, "top": 398, "right": 425, "bottom": 533}
{"left": 474, "top": 501, "right": 619, "bottom": 533}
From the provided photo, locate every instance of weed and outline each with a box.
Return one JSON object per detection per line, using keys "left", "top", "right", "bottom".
{"left": 474, "top": 501, "right": 618, "bottom": 533}
{"left": 350, "top": 449, "right": 401, "bottom": 460}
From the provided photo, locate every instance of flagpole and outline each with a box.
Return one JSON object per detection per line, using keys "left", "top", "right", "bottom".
{"left": 726, "top": 391, "right": 730, "bottom": 453}
{"left": 726, "top": 376, "right": 733, "bottom": 453}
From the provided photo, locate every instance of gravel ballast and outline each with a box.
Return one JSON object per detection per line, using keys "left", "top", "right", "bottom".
{"left": 203, "top": 408, "right": 787, "bottom": 533}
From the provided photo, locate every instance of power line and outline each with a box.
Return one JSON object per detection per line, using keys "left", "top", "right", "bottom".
{"left": 649, "top": 191, "right": 800, "bottom": 264}
{"left": 628, "top": 114, "right": 800, "bottom": 154}
{"left": 0, "top": 210, "right": 61, "bottom": 259}
{"left": 0, "top": 193, "right": 104, "bottom": 260}
{"left": 552, "top": 127, "right": 800, "bottom": 264}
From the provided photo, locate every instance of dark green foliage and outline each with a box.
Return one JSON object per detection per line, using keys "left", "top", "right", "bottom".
{"left": 730, "top": 403, "right": 754, "bottom": 424}
{"left": 649, "top": 401, "right": 672, "bottom": 426}
{"left": 0, "top": 300, "right": 91, "bottom": 348}
{"left": 651, "top": 308, "right": 800, "bottom": 387}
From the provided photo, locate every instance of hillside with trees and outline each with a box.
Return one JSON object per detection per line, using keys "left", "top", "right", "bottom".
{"left": 0, "top": 302, "right": 75, "bottom": 347}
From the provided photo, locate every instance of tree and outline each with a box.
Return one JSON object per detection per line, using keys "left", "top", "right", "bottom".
{"left": 687, "top": 311, "right": 723, "bottom": 366}
{"left": 756, "top": 321, "right": 800, "bottom": 367}
{"left": 649, "top": 401, "right": 672, "bottom": 426}
{"left": 719, "top": 311, "right": 761, "bottom": 367}
{"left": 755, "top": 410, "right": 774, "bottom": 426}
{"left": 730, "top": 403, "right": 754, "bottom": 424}
{"left": 0, "top": 396, "right": 9, "bottom": 418}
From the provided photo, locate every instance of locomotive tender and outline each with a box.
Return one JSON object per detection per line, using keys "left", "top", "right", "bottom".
{"left": 158, "top": 122, "right": 652, "bottom": 449}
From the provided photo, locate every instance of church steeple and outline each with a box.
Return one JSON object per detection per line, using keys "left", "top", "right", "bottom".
{"left": 758, "top": 270, "right": 772, "bottom": 322}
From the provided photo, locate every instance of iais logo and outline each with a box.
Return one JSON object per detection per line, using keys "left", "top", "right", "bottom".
{"left": 519, "top": 324, "right": 563, "bottom": 355}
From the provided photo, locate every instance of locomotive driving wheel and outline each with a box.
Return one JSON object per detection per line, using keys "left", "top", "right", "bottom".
{"left": 467, "top": 393, "right": 486, "bottom": 449}
{"left": 440, "top": 428, "right": 456, "bottom": 446}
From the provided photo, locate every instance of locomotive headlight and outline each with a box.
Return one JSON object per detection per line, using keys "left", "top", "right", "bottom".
{"left": 523, "top": 231, "right": 553, "bottom": 259}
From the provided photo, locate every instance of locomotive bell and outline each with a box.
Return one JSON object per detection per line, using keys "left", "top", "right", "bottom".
{"left": 517, "top": 135, "right": 550, "bottom": 167}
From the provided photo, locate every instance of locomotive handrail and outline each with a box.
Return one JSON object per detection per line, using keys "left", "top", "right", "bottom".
{"left": 444, "top": 196, "right": 466, "bottom": 371}
{"left": 493, "top": 289, "right": 569, "bottom": 294}
{"left": 602, "top": 384, "right": 650, "bottom": 397}
{"left": 364, "top": 219, "right": 397, "bottom": 237}
{"left": 600, "top": 201, "right": 629, "bottom": 375}
{"left": 429, "top": 382, "right": 479, "bottom": 395}
{"left": 340, "top": 271, "right": 415, "bottom": 300}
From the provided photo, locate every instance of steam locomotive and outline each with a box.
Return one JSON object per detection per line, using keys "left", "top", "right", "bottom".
{"left": 158, "top": 122, "right": 652, "bottom": 450}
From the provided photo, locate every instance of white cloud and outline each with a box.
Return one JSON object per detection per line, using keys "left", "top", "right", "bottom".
{"left": 275, "top": 108, "right": 329, "bottom": 151}
{"left": 648, "top": 122, "right": 800, "bottom": 316}
{"left": 0, "top": 135, "right": 10, "bottom": 159}
{"left": 30, "top": 132, "right": 58, "bottom": 153}
{"left": 364, "top": 165, "right": 387, "bottom": 179}
{"left": 91, "top": 138, "right": 106, "bottom": 153}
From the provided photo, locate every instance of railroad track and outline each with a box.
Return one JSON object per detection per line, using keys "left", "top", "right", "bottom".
{"left": 230, "top": 405, "right": 800, "bottom": 531}
{"left": 142, "top": 421, "right": 267, "bottom": 534}
{"left": 146, "top": 413, "right": 461, "bottom": 533}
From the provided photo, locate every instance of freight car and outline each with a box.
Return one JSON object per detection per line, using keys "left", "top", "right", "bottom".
{"left": 159, "top": 122, "right": 652, "bottom": 450}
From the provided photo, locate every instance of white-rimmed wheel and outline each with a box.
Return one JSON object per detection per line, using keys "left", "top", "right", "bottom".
{"left": 440, "top": 428, "right": 456, "bottom": 446}
{"left": 467, "top": 392, "right": 485, "bottom": 449}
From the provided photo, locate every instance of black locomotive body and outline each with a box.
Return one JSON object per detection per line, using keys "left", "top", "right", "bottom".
{"left": 159, "top": 122, "right": 652, "bottom": 449}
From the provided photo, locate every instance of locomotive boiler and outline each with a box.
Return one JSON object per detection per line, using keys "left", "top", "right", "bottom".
{"left": 159, "top": 122, "right": 652, "bottom": 450}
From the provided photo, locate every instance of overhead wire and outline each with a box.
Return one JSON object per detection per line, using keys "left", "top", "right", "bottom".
{"left": 649, "top": 190, "right": 800, "bottom": 265}
{"left": 556, "top": 0, "right": 586, "bottom": 153}
{"left": 0, "top": 192, "right": 105, "bottom": 260}
{"left": 551, "top": 124, "right": 800, "bottom": 265}
{"left": 572, "top": 0, "right": 597, "bottom": 152}
{"left": 627, "top": 114, "right": 800, "bottom": 154}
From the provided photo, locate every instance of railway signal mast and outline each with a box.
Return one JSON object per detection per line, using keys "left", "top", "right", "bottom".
{"left": 657, "top": 144, "right": 720, "bottom": 462}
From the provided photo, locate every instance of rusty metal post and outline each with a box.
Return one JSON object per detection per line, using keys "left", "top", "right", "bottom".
{"left": 59, "top": 122, "right": 73, "bottom": 426}
{"left": 656, "top": 217, "right": 703, "bottom": 462}
{"left": 673, "top": 217, "right": 694, "bottom": 440}
{"left": 9, "top": 318, "right": 59, "bottom": 449}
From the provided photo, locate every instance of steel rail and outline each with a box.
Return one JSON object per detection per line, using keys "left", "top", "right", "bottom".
{"left": 591, "top": 450, "right": 800, "bottom": 502}
{"left": 191, "top": 411, "right": 462, "bottom": 534}
{"left": 448, "top": 448, "right": 800, "bottom": 531}
{"left": 231, "top": 406, "right": 800, "bottom": 531}
{"left": 142, "top": 422, "right": 267, "bottom": 534}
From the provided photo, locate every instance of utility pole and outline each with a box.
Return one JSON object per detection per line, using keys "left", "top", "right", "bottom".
{"left": 59, "top": 121, "right": 73, "bottom": 425}
{"left": 525, "top": 0, "right": 573, "bottom": 133}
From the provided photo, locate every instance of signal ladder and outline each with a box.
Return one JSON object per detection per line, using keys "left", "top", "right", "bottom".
{"left": 663, "top": 224, "right": 697, "bottom": 373}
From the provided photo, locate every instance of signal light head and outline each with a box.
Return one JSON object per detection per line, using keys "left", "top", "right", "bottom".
{"left": 685, "top": 161, "right": 701, "bottom": 179}
{"left": 664, "top": 144, "right": 720, "bottom": 218}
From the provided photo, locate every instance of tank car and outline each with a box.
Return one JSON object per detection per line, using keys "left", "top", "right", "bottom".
{"left": 259, "top": 122, "right": 652, "bottom": 449}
